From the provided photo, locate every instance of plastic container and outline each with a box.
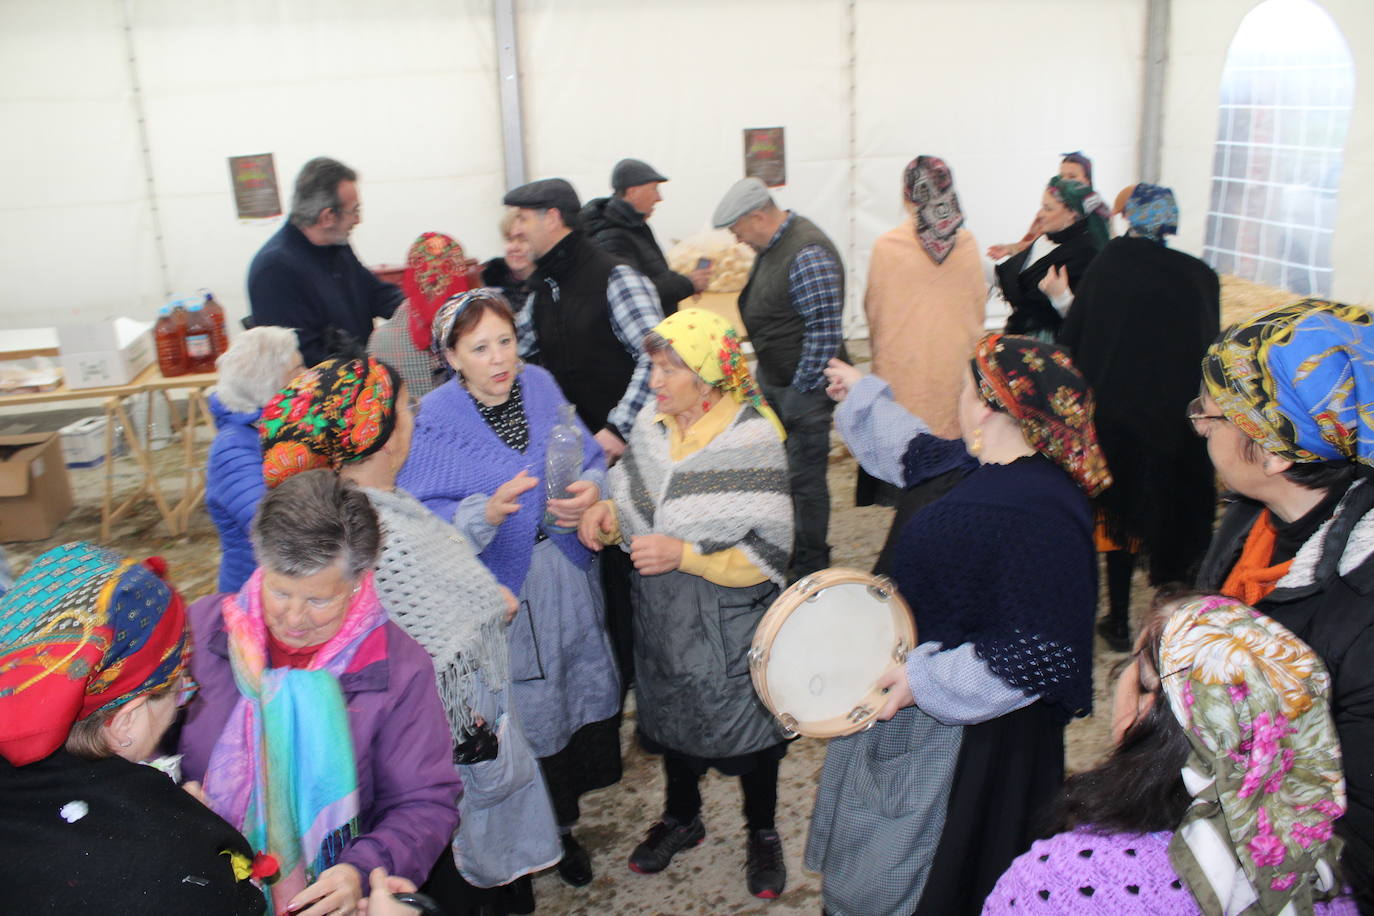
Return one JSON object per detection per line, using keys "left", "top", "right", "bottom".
{"left": 543, "top": 402, "right": 583, "bottom": 534}
{"left": 202, "top": 290, "right": 228, "bottom": 356}
{"left": 183, "top": 303, "right": 217, "bottom": 373}
{"left": 154, "top": 306, "right": 188, "bottom": 377}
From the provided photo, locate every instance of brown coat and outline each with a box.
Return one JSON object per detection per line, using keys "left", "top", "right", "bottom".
{"left": 864, "top": 223, "right": 986, "bottom": 439}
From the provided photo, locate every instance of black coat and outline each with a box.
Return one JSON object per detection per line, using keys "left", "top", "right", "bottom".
{"left": 998, "top": 219, "right": 1099, "bottom": 338}
{"left": 0, "top": 750, "right": 265, "bottom": 914}
{"left": 580, "top": 196, "right": 692, "bottom": 315}
{"left": 1197, "top": 481, "right": 1374, "bottom": 908}
{"left": 1059, "top": 236, "right": 1220, "bottom": 582}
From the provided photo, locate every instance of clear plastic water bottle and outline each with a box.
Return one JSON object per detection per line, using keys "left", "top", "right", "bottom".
{"left": 543, "top": 402, "right": 583, "bottom": 534}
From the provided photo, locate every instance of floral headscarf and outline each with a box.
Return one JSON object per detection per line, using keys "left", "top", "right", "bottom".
{"left": 1202, "top": 299, "right": 1374, "bottom": 469}
{"left": 1047, "top": 176, "right": 1111, "bottom": 251}
{"left": 260, "top": 357, "right": 400, "bottom": 488}
{"left": 1120, "top": 182, "right": 1179, "bottom": 244}
{"left": 0, "top": 543, "right": 189, "bottom": 766}
{"left": 971, "top": 333, "right": 1111, "bottom": 496}
{"left": 1160, "top": 595, "right": 1345, "bottom": 915}
{"left": 653, "top": 308, "right": 785, "bottom": 441}
{"left": 902, "top": 155, "right": 965, "bottom": 265}
{"left": 402, "top": 232, "right": 471, "bottom": 351}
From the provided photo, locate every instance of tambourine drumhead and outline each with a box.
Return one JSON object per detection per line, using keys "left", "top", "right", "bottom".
{"left": 749, "top": 567, "right": 916, "bottom": 739}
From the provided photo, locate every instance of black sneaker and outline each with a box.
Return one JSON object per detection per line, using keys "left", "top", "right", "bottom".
{"left": 746, "top": 828, "right": 786, "bottom": 899}
{"left": 556, "top": 832, "right": 593, "bottom": 887}
{"left": 628, "top": 816, "right": 706, "bottom": 874}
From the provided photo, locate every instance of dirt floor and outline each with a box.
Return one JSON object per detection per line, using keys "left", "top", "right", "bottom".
{"left": 0, "top": 382, "right": 1147, "bottom": 916}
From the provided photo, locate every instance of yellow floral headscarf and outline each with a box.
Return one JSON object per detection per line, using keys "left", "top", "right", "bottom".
{"left": 653, "top": 309, "right": 785, "bottom": 441}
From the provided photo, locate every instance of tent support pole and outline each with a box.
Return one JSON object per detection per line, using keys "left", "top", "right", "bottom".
{"left": 1139, "top": 0, "right": 1169, "bottom": 183}
{"left": 120, "top": 0, "right": 172, "bottom": 300}
{"left": 494, "top": 0, "right": 527, "bottom": 190}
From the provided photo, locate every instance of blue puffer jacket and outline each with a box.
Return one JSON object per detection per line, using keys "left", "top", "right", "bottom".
{"left": 206, "top": 393, "right": 265, "bottom": 593}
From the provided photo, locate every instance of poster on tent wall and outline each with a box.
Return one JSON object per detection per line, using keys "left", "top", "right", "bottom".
{"left": 228, "top": 154, "right": 282, "bottom": 220}
{"left": 744, "top": 128, "right": 786, "bottom": 187}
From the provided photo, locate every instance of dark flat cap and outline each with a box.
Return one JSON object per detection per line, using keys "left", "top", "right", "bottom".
{"left": 611, "top": 158, "right": 668, "bottom": 192}
{"left": 503, "top": 178, "right": 581, "bottom": 215}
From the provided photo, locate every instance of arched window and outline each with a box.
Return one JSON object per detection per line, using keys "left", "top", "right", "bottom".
{"left": 1202, "top": 0, "right": 1354, "bottom": 296}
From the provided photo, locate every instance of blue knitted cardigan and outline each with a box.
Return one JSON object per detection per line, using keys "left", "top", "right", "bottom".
{"left": 397, "top": 366, "right": 603, "bottom": 593}
{"left": 206, "top": 393, "right": 265, "bottom": 594}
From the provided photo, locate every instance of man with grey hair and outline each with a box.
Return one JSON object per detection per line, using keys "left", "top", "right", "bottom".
{"left": 579, "top": 158, "right": 709, "bottom": 316}
{"left": 712, "top": 178, "right": 847, "bottom": 579}
{"left": 247, "top": 156, "right": 402, "bottom": 365}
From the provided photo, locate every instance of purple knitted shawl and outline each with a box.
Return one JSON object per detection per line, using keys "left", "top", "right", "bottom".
{"left": 397, "top": 365, "right": 603, "bottom": 593}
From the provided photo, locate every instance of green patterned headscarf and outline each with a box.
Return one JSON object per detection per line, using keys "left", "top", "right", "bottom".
{"left": 1047, "top": 176, "right": 1110, "bottom": 251}
{"left": 1160, "top": 595, "right": 1346, "bottom": 915}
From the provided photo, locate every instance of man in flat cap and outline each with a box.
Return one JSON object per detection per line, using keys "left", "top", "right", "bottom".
{"left": 580, "top": 159, "right": 709, "bottom": 316}
{"left": 713, "top": 178, "right": 847, "bottom": 579}
{"left": 248, "top": 156, "right": 402, "bottom": 365}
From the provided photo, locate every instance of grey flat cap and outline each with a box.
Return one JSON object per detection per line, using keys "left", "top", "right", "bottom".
{"left": 611, "top": 158, "right": 668, "bottom": 192}
{"left": 712, "top": 177, "right": 774, "bottom": 228}
{"left": 503, "top": 178, "right": 581, "bottom": 215}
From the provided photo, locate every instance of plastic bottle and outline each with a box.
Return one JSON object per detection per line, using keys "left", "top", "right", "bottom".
{"left": 183, "top": 302, "right": 217, "bottom": 373}
{"left": 202, "top": 290, "right": 228, "bottom": 356}
{"left": 154, "top": 306, "right": 189, "bottom": 377}
{"left": 543, "top": 402, "right": 584, "bottom": 534}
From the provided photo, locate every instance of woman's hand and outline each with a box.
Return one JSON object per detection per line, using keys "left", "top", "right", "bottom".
{"left": 874, "top": 665, "right": 916, "bottom": 721}
{"left": 578, "top": 502, "right": 614, "bottom": 551}
{"left": 288, "top": 862, "right": 363, "bottom": 916}
{"left": 357, "top": 867, "right": 419, "bottom": 916}
{"left": 630, "top": 534, "right": 684, "bottom": 576}
{"left": 823, "top": 358, "right": 863, "bottom": 403}
{"left": 1038, "top": 264, "right": 1070, "bottom": 300}
{"left": 547, "top": 480, "right": 600, "bottom": 527}
{"left": 498, "top": 585, "right": 518, "bottom": 624}
{"left": 987, "top": 239, "right": 1032, "bottom": 260}
{"left": 485, "top": 470, "right": 539, "bottom": 527}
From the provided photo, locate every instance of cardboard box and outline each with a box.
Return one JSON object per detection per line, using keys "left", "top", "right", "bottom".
{"left": 0, "top": 433, "right": 73, "bottom": 542}
{"left": 60, "top": 416, "right": 110, "bottom": 467}
{"left": 57, "top": 317, "right": 154, "bottom": 389}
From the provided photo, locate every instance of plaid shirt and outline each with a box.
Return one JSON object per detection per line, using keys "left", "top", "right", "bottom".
{"left": 515, "top": 264, "right": 663, "bottom": 438}
{"left": 772, "top": 215, "right": 845, "bottom": 391}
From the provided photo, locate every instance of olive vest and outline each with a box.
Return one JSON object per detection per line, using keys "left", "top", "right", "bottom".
{"left": 737, "top": 214, "right": 847, "bottom": 387}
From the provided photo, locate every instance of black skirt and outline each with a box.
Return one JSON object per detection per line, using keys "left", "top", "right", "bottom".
{"left": 539, "top": 714, "right": 623, "bottom": 825}
{"left": 913, "top": 701, "right": 1066, "bottom": 916}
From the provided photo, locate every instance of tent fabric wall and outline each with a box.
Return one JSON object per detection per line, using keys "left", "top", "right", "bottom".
{"left": 1161, "top": 0, "right": 1373, "bottom": 305}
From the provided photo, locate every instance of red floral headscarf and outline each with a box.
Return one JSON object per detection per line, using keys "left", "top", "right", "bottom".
{"left": 402, "top": 232, "right": 471, "bottom": 350}
{"left": 259, "top": 357, "right": 399, "bottom": 488}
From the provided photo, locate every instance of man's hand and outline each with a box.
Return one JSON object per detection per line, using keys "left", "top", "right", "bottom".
{"left": 547, "top": 480, "right": 600, "bottom": 527}
{"left": 485, "top": 470, "right": 540, "bottom": 527}
{"left": 689, "top": 267, "right": 711, "bottom": 294}
{"left": 594, "top": 428, "right": 626, "bottom": 465}
{"left": 578, "top": 502, "right": 615, "bottom": 551}
{"left": 874, "top": 666, "right": 916, "bottom": 721}
{"left": 630, "top": 534, "right": 684, "bottom": 576}
{"left": 287, "top": 862, "right": 363, "bottom": 916}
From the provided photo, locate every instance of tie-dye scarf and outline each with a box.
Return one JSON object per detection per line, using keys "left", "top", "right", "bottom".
{"left": 203, "top": 568, "right": 384, "bottom": 911}
{"left": 1160, "top": 595, "right": 1345, "bottom": 916}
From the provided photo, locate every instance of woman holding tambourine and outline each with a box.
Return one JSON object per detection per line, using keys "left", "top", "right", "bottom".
{"left": 808, "top": 334, "right": 1108, "bottom": 916}
{"left": 579, "top": 309, "right": 794, "bottom": 901}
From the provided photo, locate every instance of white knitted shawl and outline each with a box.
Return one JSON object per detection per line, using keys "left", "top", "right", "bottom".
{"left": 610, "top": 403, "right": 793, "bottom": 586}
{"left": 366, "top": 486, "right": 510, "bottom": 741}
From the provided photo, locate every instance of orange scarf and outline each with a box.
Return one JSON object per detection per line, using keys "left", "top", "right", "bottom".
{"left": 1220, "top": 509, "right": 1293, "bottom": 605}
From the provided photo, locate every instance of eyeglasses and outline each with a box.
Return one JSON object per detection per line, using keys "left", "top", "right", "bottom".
{"left": 1186, "top": 396, "right": 1228, "bottom": 436}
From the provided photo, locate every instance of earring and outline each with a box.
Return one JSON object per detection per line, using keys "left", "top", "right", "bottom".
{"left": 969, "top": 428, "right": 984, "bottom": 456}
{"left": 117, "top": 737, "right": 133, "bottom": 748}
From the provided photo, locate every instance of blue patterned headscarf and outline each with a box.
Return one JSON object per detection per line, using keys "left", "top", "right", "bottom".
{"left": 1124, "top": 183, "right": 1179, "bottom": 244}
{"left": 1203, "top": 299, "right": 1374, "bottom": 468}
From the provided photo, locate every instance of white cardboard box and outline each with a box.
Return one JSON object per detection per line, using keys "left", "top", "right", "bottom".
{"left": 59, "top": 416, "right": 110, "bottom": 467}
{"left": 57, "top": 317, "right": 154, "bottom": 389}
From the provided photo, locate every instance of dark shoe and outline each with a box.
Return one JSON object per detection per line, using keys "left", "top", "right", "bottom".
{"left": 746, "top": 828, "right": 787, "bottom": 899}
{"left": 628, "top": 816, "right": 706, "bottom": 874}
{"left": 1097, "top": 617, "right": 1132, "bottom": 653}
{"left": 556, "top": 832, "right": 593, "bottom": 887}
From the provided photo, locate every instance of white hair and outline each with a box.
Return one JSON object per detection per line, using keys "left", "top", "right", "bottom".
{"left": 213, "top": 326, "right": 302, "bottom": 413}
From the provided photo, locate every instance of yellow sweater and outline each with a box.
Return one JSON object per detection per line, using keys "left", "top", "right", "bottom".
{"left": 598, "top": 398, "right": 768, "bottom": 587}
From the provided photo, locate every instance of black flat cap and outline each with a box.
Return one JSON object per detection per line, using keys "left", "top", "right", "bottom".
{"left": 611, "top": 158, "right": 668, "bottom": 192}
{"left": 503, "top": 178, "right": 581, "bottom": 215}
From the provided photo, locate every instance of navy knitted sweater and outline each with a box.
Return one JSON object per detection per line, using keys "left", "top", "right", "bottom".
{"left": 889, "top": 454, "right": 1098, "bottom": 721}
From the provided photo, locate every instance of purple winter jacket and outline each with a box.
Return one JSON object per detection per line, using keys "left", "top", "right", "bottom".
{"left": 178, "top": 594, "right": 462, "bottom": 888}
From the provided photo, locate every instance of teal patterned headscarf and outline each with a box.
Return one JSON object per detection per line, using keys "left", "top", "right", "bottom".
{"left": 1047, "top": 176, "right": 1110, "bottom": 251}
{"left": 1160, "top": 595, "right": 1345, "bottom": 915}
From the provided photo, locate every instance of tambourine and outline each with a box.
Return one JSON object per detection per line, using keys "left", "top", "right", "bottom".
{"left": 749, "top": 567, "right": 916, "bottom": 739}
